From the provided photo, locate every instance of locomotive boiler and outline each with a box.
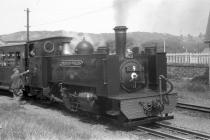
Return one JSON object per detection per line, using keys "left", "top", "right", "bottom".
{"left": 0, "top": 26, "right": 177, "bottom": 126}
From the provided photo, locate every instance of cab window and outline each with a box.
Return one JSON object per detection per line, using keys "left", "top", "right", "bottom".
{"left": 29, "top": 43, "right": 35, "bottom": 57}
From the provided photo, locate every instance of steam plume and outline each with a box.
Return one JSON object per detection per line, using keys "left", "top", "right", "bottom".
{"left": 113, "top": 0, "right": 141, "bottom": 25}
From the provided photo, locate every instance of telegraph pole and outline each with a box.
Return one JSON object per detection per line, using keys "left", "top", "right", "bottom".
{"left": 24, "top": 8, "right": 30, "bottom": 71}
{"left": 25, "top": 8, "right": 30, "bottom": 42}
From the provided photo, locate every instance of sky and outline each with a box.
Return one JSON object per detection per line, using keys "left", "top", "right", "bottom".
{"left": 0, "top": 0, "right": 210, "bottom": 36}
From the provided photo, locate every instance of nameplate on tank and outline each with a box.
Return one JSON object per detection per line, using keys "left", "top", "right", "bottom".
{"left": 59, "top": 60, "right": 83, "bottom": 67}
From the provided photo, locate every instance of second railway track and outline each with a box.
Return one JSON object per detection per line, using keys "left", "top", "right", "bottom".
{"left": 177, "top": 102, "right": 210, "bottom": 113}
{"left": 134, "top": 122, "right": 210, "bottom": 140}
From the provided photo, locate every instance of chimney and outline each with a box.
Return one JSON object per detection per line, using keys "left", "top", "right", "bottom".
{"left": 114, "top": 26, "right": 128, "bottom": 61}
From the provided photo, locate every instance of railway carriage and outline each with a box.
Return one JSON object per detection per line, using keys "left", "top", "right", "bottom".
{"left": 0, "top": 43, "right": 26, "bottom": 88}
{"left": 0, "top": 26, "right": 177, "bottom": 127}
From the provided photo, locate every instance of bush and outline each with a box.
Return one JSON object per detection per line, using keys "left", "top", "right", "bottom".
{"left": 172, "top": 79, "right": 209, "bottom": 93}
{"left": 186, "top": 82, "right": 209, "bottom": 92}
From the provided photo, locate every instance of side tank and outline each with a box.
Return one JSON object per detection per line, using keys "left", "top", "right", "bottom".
{"left": 50, "top": 54, "right": 121, "bottom": 97}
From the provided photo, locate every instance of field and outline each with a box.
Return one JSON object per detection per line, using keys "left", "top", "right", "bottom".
{"left": 0, "top": 95, "right": 139, "bottom": 140}
{"left": 171, "top": 79, "right": 210, "bottom": 107}
{"left": 167, "top": 65, "right": 210, "bottom": 106}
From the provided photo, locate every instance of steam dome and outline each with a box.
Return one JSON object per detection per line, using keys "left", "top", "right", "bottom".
{"left": 75, "top": 38, "right": 94, "bottom": 55}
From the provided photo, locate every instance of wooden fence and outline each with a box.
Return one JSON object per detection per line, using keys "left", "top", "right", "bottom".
{"left": 167, "top": 53, "right": 210, "bottom": 65}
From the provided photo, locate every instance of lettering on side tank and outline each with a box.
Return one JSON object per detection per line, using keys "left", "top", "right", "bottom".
{"left": 59, "top": 60, "right": 83, "bottom": 67}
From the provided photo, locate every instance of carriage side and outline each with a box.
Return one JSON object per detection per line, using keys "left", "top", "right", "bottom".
{"left": 0, "top": 43, "right": 26, "bottom": 89}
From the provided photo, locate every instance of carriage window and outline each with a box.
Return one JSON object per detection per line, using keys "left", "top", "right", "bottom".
{"left": 0, "top": 51, "right": 5, "bottom": 67}
{"left": 15, "top": 52, "right": 21, "bottom": 65}
{"left": 60, "top": 42, "right": 74, "bottom": 55}
{"left": 4, "top": 52, "right": 15, "bottom": 67}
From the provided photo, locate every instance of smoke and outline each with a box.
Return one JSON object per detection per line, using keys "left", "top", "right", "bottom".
{"left": 150, "top": 0, "right": 210, "bottom": 35}
{"left": 112, "top": 0, "right": 210, "bottom": 35}
{"left": 62, "top": 31, "right": 106, "bottom": 52}
{"left": 113, "top": 0, "right": 141, "bottom": 26}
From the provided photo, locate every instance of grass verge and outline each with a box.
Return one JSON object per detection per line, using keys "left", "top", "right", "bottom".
{"left": 0, "top": 103, "right": 93, "bottom": 140}
{"left": 171, "top": 79, "right": 210, "bottom": 104}
{"left": 0, "top": 100, "right": 139, "bottom": 140}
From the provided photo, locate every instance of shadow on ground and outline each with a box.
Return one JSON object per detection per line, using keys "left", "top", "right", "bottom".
{"left": 0, "top": 90, "right": 128, "bottom": 132}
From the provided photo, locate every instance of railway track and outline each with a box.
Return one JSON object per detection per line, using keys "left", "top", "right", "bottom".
{"left": 134, "top": 123, "right": 210, "bottom": 140}
{"left": 177, "top": 103, "right": 210, "bottom": 113}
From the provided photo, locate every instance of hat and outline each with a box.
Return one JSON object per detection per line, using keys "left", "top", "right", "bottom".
{"left": 13, "top": 66, "right": 20, "bottom": 72}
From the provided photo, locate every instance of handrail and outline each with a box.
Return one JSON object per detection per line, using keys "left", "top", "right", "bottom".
{"left": 102, "top": 59, "right": 108, "bottom": 85}
{"left": 159, "top": 75, "right": 174, "bottom": 116}
{"left": 159, "top": 75, "right": 174, "bottom": 94}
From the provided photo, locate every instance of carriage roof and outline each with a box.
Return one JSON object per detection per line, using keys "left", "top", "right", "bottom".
{"left": 0, "top": 36, "right": 73, "bottom": 48}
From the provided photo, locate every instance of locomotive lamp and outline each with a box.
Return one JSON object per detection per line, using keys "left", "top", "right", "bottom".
{"left": 114, "top": 26, "right": 128, "bottom": 61}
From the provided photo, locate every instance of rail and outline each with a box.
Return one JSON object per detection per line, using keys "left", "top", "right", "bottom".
{"left": 177, "top": 103, "right": 210, "bottom": 113}
{"left": 135, "top": 123, "right": 210, "bottom": 140}
{"left": 167, "top": 53, "right": 210, "bottom": 65}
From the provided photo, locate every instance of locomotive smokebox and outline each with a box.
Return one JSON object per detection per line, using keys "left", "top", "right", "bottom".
{"left": 114, "top": 26, "right": 128, "bottom": 61}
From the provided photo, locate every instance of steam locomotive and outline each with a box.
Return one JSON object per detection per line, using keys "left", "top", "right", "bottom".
{"left": 0, "top": 26, "right": 177, "bottom": 126}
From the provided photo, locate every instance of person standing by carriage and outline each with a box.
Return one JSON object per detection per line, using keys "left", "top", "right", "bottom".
{"left": 10, "top": 67, "right": 29, "bottom": 101}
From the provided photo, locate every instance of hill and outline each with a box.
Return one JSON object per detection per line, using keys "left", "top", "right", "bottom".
{"left": 0, "top": 30, "right": 208, "bottom": 53}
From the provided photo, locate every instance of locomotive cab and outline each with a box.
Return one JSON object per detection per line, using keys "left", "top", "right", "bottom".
{"left": 27, "top": 36, "right": 73, "bottom": 96}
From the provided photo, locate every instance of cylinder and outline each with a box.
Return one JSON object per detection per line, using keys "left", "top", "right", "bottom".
{"left": 114, "top": 26, "right": 128, "bottom": 61}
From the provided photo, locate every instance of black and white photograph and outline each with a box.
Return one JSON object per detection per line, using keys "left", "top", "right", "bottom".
{"left": 0, "top": 0, "right": 210, "bottom": 139}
